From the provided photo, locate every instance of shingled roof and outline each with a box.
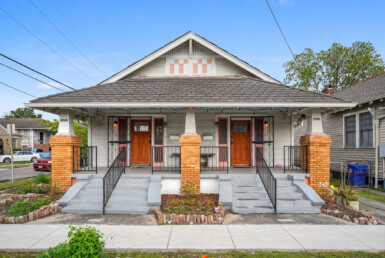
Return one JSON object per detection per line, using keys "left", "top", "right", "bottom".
{"left": 0, "top": 118, "right": 47, "bottom": 129}
{"left": 29, "top": 77, "right": 351, "bottom": 106}
{"left": 332, "top": 72, "right": 385, "bottom": 104}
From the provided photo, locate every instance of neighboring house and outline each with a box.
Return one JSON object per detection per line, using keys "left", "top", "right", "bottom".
{"left": 0, "top": 124, "right": 21, "bottom": 155}
{"left": 0, "top": 118, "right": 54, "bottom": 152}
{"left": 295, "top": 72, "right": 385, "bottom": 188}
{"left": 27, "top": 32, "right": 355, "bottom": 214}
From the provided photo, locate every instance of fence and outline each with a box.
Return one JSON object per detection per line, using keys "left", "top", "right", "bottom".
{"left": 151, "top": 146, "right": 181, "bottom": 173}
{"left": 73, "top": 146, "right": 97, "bottom": 173}
{"left": 200, "top": 146, "right": 228, "bottom": 173}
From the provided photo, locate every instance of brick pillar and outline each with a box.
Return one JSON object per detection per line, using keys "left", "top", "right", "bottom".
{"left": 300, "top": 134, "right": 331, "bottom": 198}
{"left": 50, "top": 135, "right": 81, "bottom": 193}
{"left": 179, "top": 134, "right": 201, "bottom": 195}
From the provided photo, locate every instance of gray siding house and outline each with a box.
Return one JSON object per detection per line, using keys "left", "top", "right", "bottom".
{"left": 295, "top": 72, "right": 385, "bottom": 188}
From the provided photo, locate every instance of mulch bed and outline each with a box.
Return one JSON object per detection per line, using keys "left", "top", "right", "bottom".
{"left": 161, "top": 194, "right": 219, "bottom": 215}
{"left": 322, "top": 198, "right": 379, "bottom": 225}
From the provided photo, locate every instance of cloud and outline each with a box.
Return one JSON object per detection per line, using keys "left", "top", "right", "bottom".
{"left": 278, "top": 0, "right": 294, "bottom": 6}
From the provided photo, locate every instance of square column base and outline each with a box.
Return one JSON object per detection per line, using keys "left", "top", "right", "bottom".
{"left": 179, "top": 134, "right": 201, "bottom": 195}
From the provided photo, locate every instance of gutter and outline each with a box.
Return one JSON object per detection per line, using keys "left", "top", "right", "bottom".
{"left": 26, "top": 102, "right": 357, "bottom": 109}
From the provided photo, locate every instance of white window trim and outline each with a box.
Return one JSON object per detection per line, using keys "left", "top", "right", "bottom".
{"left": 343, "top": 110, "right": 375, "bottom": 149}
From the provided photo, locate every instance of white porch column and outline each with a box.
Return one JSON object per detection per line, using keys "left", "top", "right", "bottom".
{"left": 306, "top": 108, "right": 323, "bottom": 134}
{"left": 184, "top": 108, "right": 197, "bottom": 135}
{"left": 57, "top": 111, "right": 75, "bottom": 135}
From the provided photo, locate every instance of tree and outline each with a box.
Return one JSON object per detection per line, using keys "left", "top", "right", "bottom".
{"left": 5, "top": 107, "right": 42, "bottom": 118}
{"left": 283, "top": 41, "right": 385, "bottom": 92}
{"left": 38, "top": 119, "right": 88, "bottom": 146}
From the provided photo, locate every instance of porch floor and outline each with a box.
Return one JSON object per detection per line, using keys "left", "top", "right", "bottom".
{"left": 77, "top": 167, "right": 306, "bottom": 175}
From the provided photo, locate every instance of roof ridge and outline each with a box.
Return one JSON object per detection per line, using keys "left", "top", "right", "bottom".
{"left": 244, "top": 77, "right": 352, "bottom": 103}
{"left": 332, "top": 71, "right": 385, "bottom": 95}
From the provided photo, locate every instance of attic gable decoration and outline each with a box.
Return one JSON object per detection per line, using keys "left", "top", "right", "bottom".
{"left": 100, "top": 31, "right": 279, "bottom": 84}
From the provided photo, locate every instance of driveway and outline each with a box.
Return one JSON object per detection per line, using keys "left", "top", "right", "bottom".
{"left": 0, "top": 164, "right": 50, "bottom": 182}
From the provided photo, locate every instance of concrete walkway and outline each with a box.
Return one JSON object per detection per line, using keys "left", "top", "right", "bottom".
{"left": 0, "top": 224, "right": 384, "bottom": 252}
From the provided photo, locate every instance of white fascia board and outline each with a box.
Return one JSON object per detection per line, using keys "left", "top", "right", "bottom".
{"left": 26, "top": 102, "right": 357, "bottom": 108}
{"left": 102, "top": 32, "right": 279, "bottom": 84}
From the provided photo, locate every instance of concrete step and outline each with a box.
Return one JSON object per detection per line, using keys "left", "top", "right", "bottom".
{"left": 231, "top": 181, "right": 262, "bottom": 187}
{"left": 233, "top": 200, "right": 272, "bottom": 207}
{"left": 62, "top": 205, "right": 103, "bottom": 214}
{"left": 277, "top": 199, "right": 312, "bottom": 207}
{"left": 231, "top": 207, "right": 275, "bottom": 214}
{"left": 277, "top": 206, "right": 321, "bottom": 214}
{"left": 233, "top": 192, "right": 268, "bottom": 199}
{"left": 277, "top": 186, "right": 298, "bottom": 193}
{"left": 232, "top": 186, "right": 266, "bottom": 193}
{"left": 277, "top": 192, "right": 303, "bottom": 200}
{"left": 276, "top": 180, "right": 292, "bottom": 187}
{"left": 104, "top": 205, "right": 150, "bottom": 214}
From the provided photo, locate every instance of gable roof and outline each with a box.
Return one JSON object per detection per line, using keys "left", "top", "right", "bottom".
{"left": 332, "top": 72, "right": 385, "bottom": 104}
{"left": 0, "top": 118, "right": 47, "bottom": 130}
{"left": 99, "top": 31, "right": 280, "bottom": 84}
{"left": 28, "top": 76, "right": 353, "bottom": 108}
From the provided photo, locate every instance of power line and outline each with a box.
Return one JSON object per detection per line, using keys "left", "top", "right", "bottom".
{"left": 49, "top": 0, "right": 120, "bottom": 72}
{"left": 0, "top": 62, "right": 65, "bottom": 92}
{"left": 265, "top": 0, "right": 296, "bottom": 60}
{"left": 0, "top": 7, "right": 97, "bottom": 83}
{"left": 29, "top": 0, "right": 107, "bottom": 77}
{"left": 0, "top": 81, "right": 37, "bottom": 98}
{"left": 0, "top": 54, "right": 76, "bottom": 91}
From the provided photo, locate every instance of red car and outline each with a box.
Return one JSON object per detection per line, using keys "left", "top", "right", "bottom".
{"left": 33, "top": 152, "right": 52, "bottom": 171}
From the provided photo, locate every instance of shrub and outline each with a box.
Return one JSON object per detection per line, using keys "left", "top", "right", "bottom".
{"left": 34, "top": 174, "right": 50, "bottom": 184}
{"left": 38, "top": 225, "right": 105, "bottom": 258}
{"left": 17, "top": 183, "right": 49, "bottom": 194}
{"left": 8, "top": 198, "right": 51, "bottom": 217}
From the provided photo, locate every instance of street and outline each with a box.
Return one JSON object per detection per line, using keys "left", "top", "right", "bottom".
{"left": 0, "top": 164, "right": 50, "bottom": 182}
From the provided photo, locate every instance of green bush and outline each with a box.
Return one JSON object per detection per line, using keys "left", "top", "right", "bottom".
{"left": 8, "top": 198, "right": 51, "bottom": 217}
{"left": 17, "top": 183, "right": 49, "bottom": 194}
{"left": 39, "top": 225, "right": 105, "bottom": 258}
{"left": 34, "top": 174, "right": 50, "bottom": 184}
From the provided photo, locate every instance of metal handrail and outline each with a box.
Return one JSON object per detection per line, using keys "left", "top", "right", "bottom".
{"left": 255, "top": 148, "right": 277, "bottom": 213}
{"left": 103, "top": 147, "right": 126, "bottom": 214}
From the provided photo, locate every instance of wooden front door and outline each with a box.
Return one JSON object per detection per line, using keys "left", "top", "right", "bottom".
{"left": 231, "top": 120, "right": 251, "bottom": 165}
{"left": 131, "top": 120, "right": 151, "bottom": 165}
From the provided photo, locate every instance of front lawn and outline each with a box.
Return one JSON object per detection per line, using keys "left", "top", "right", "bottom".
{"left": 0, "top": 177, "right": 38, "bottom": 191}
{"left": 357, "top": 190, "right": 385, "bottom": 203}
{"left": 0, "top": 161, "right": 32, "bottom": 166}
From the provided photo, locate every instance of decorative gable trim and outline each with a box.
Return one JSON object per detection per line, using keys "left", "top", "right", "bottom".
{"left": 100, "top": 32, "right": 279, "bottom": 84}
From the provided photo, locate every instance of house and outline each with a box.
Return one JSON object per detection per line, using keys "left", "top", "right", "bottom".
{"left": 26, "top": 32, "right": 355, "bottom": 214}
{"left": 295, "top": 72, "right": 385, "bottom": 188}
{"left": 0, "top": 123, "right": 21, "bottom": 155}
{"left": 0, "top": 118, "right": 54, "bottom": 152}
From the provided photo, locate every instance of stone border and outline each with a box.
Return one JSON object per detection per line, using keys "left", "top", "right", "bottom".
{"left": 321, "top": 207, "right": 379, "bottom": 225}
{"left": 0, "top": 193, "right": 62, "bottom": 224}
{"left": 155, "top": 204, "right": 225, "bottom": 224}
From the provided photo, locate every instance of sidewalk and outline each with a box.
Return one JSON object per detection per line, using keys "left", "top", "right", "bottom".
{"left": 0, "top": 224, "right": 384, "bottom": 252}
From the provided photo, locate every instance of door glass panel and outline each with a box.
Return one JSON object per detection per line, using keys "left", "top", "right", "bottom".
{"left": 233, "top": 122, "right": 248, "bottom": 133}
{"left": 134, "top": 121, "right": 149, "bottom": 132}
{"left": 154, "top": 119, "right": 163, "bottom": 145}
{"left": 254, "top": 119, "right": 263, "bottom": 142}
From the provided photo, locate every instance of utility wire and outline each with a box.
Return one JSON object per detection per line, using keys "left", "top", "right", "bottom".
{"left": 265, "top": 0, "right": 296, "bottom": 60}
{"left": 0, "top": 81, "right": 37, "bottom": 98}
{"left": 0, "top": 54, "right": 76, "bottom": 91}
{"left": 0, "top": 7, "right": 97, "bottom": 83}
{"left": 29, "top": 0, "right": 107, "bottom": 77}
{"left": 0, "top": 62, "right": 65, "bottom": 92}
{"left": 49, "top": 0, "right": 120, "bottom": 72}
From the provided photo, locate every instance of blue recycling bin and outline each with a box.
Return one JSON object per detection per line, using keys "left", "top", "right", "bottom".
{"left": 347, "top": 163, "right": 367, "bottom": 187}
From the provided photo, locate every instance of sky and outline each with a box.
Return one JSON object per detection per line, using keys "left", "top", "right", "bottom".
{"left": 1, "top": 0, "right": 385, "bottom": 120}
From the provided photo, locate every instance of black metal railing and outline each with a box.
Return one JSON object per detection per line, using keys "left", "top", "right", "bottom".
{"left": 200, "top": 146, "right": 228, "bottom": 173}
{"left": 73, "top": 146, "right": 97, "bottom": 173}
{"left": 256, "top": 148, "right": 277, "bottom": 213}
{"left": 283, "top": 146, "right": 307, "bottom": 173}
{"left": 103, "top": 147, "right": 126, "bottom": 214}
{"left": 151, "top": 146, "right": 181, "bottom": 173}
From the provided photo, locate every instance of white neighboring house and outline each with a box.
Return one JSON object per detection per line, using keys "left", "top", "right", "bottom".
{"left": 0, "top": 118, "right": 54, "bottom": 152}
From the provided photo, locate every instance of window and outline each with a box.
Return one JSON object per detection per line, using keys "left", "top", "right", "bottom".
{"left": 134, "top": 121, "right": 149, "bottom": 132}
{"left": 233, "top": 122, "right": 248, "bottom": 133}
{"left": 154, "top": 119, "right": 164, "bottom": 145}
{"left": 168, "top": 59, "right": 188, "bottom": 75}
{"left": 344, "top": 115, "right": 356, "bottom": 148}
{"left": 359, "top": 112, "right": 373, "bottom": 147}
{"left": 12, "top": 138, "right": 17, "bottom": 149}
{"left": 39, "top": 132, "right": 44, "bottom": 144}
{"left": 218, "top": 119, "right": 228, "bottom": 145}
{"left": 193, "top": 59, "right": 212, "bottom": 75}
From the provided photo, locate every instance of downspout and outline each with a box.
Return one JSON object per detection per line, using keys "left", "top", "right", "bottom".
{"left": 368, "top": 107, "right": 385, "bottom": 189}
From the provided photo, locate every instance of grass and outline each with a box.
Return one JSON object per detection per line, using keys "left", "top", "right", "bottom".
{"left": 0, "top": 161, "right": 32, "bottom": 166}
{"left": 356, "top": 190, "right": 385, "bottom": 203}
{"left": 0, "top": 251, "right": 384, "bottom": 258}
{"left": 0, "top": 176, "right": 50, "bottom": 191}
